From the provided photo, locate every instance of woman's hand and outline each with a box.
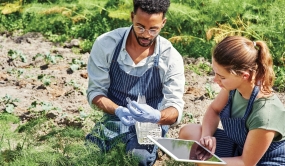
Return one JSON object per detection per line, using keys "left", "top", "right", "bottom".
{"left": 199, "top": 136, "right": 216, "bottom": 154}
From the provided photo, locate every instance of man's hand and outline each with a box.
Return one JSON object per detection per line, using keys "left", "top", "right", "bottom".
{"left": 127, "top": 101, "right": 161, "bottom": 123}
{"left": 115, "top": 106, "right": 136, "bottom": 126}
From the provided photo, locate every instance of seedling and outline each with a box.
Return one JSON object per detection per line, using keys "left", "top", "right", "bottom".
{"left": 7, "top": 68, "right": 24, "bottom": 78}
{"left": 182, "top": 112, "right": 196, "bottom": 123}
{"left": 66, "top": 79, "right": 86, "bottom": 95}
{"left": 0, "top": 95, "right": 19, "bottom": 113}
{"left": 28, "top": 101, "right": 61, "bottom": 113}
{"left": 69, "top": 58, "right": 87, "bottom": 71}
{"left": 205, "top": 83, "right": 217, "bottom": 99}
{"left": 32, "top": 52, "right": 63, "bottom": 65}
{"left": 37, "top": 74, "right": 54, "bottom": 86}
{"left": 7, "top": 49, "right": 27, "bottom": 63}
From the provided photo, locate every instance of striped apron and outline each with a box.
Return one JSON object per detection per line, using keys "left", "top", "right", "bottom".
{"left": 214, "top": 86, "right": 285, "bottom": 165}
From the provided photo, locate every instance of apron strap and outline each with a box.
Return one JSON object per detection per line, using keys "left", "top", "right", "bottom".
{"left": 243, "top": 86, "right": 259, "bottom": 120}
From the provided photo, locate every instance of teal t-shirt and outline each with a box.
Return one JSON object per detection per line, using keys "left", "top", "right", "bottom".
{"left": 231, "top": 91, "right": 285, "bottom": 141}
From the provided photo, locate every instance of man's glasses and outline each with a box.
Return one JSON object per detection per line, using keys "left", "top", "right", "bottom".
{"left": 133, "top": 25, "right": 160, "bottom": 37}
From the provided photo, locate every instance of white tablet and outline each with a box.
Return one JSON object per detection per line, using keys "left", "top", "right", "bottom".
{"left": 147, "top": 135, "right": 226, "bottom": 165}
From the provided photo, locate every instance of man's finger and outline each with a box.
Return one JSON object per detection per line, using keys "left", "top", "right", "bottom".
{"left": 127, "top": 103, "right": 142, "bottom": 116}
{"left": 121, "top": 116, "right": 136, "bottom": 126}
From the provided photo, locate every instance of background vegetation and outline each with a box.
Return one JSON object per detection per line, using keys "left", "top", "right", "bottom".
{"left": 0, "top": 0, "right": 284, "bottom": 165}
{"left": 1, "top": 0, "right": 284, "bottom": 90}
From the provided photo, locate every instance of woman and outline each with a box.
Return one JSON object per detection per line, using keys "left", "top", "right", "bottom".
{"left": 179, "top": 36, "right": 285, "bottom": 166}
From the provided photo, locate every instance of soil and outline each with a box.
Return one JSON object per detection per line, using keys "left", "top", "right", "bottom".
{"left": 0, "top": 32, "right": 284, "bottom": 165}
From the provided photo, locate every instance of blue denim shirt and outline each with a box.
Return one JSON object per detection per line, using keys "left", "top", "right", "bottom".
{"left": 86, "top": 25, "right": 185, "bottom": 126}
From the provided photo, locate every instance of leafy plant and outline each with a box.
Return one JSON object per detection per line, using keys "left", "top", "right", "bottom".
{"left": 0, "top": 95, "right": 20, "bottom": 113}
{"left": 7, "top": 68, "right": 24, "bottom": 78}
{"left": 7, "top": 49, "right": 27, "bottom": 63}
{"left": 186, "top": 60, "right": 212, "bottom": 76}
{"left": 79, "top": 39, "right": 93, "bottom": 53}
{"left": 0, "top": 1, "right": 23, "bottom": 15}
{"left": 66, "top": 79, "right": 86, "bottom": 95}
{"left": 32, "top": 52, "right": 63, "bottom": 65}
{"left": 274, "top": 66, "right": 285, "bottom": 92}
{"left": 69, "top": 58, "right": 87, "bottom": 71}
{"left": 28, "top": 100, "right": 61, "bottom": 113}
{"left": 205, "top": 83, "right": 217, "bottom": 99}
{"left": 182, "top": 112, "right": 196, "bottom": 123}
{"left": 37, "top": 74, "right": 55, "bottom": 86}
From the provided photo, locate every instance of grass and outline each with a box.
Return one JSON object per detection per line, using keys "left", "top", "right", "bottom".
{"left": 0, "top": 111, "right": 142, "bottom": 165}
{"left": 0, "top": 109, "right": 199, "bottom": 165}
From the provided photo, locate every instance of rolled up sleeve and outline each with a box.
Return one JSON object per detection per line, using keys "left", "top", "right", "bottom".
{"left": 86, "top": 37, "right": 112, "bottom": 106}
{"left": 159, "top": 42, "right": 185, "bottom": 126}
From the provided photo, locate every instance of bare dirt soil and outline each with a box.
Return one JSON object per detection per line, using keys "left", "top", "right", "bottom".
{"left": 1, "top": 32, "right": 284, "bottom": 165}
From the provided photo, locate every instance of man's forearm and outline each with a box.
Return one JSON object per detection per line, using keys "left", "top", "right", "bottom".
{"left": 158, "top": 107, "right": 179, "bottom": 125}
{"left": 92, "top": 95, "right": 118, "bottom": 114}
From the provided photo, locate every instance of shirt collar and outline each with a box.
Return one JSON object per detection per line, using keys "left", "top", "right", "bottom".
{"left": 122, "top": 25, "right": 160, "bottom": 56}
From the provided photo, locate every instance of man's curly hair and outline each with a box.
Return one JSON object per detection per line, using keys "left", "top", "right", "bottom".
{"left": 133, "top": 0, "right": 170, "bottom": 18}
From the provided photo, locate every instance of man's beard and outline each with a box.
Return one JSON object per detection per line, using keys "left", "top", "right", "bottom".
{"left": 133, "top": 29, "right": 157, "bottom": 47}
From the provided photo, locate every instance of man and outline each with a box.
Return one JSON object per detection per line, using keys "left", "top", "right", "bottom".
{"left": 86, "top": 0, "right": 185, "bottom": 165}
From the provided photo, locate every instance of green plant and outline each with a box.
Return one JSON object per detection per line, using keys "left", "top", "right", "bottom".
{"left": 205, "top": 83, "right": 217, "bottom": 99}
{"left": 90, "top": 104, "right": 104, "bottom": 122}
{"left": 32, "top": 53, "right": 63, "bottom": 65}
{"left": 18, "top": 117, "right": 48, "bottom": 133}
{"left": 66, "top": 79, "right": 86, "bottom": 95}
{"left": 71, "top": 47, "right": 81, "bottom": 54}
{"left": 0, "top": 112, "right": 20, "bottom": 123}
{"left": 28, "top": 100, "right": 61, "bottom": 113}
{"left": 37, "top": 74, "right": 55, "bottom": 86}
{"left": 0, "top": 95, "right": 20, "bottom": 113}
{"left": 274, "top": 66, "right": 285, "bottom": 92}
{"left": 164, "top": 159, "right": 196, "bottom": 166}
{"left": 69, "top": 58, "right": 87, "bottom": 71}
{"left": 7, "top": 49, "right": 27, "bottom": 63}
{"left": 7, "top": 68, "right": 24, "bottom": 78}
{"left": 182, "top": 112, "right": 196, "bottom": 123}
{"left": 79, "top": 39, "right": 93, "bottom": 53}
{"left": 186, "top": 61, "right": 212, "bottom": 76}
{"left": 79, "top": 111, "right": 88, "bottom": 119}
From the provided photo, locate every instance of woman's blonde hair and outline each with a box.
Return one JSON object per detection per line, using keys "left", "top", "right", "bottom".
{"left": 213, "top": 36, "right": 275, "bottom": 94}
